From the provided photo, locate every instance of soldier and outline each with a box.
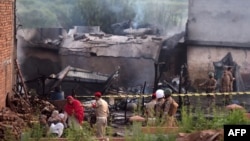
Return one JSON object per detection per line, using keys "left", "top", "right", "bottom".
{"left": 162, "top": 88, "right": 179, "bottom": 127}
{"left": 199, "top": 72, "right": 217, "bottom": 107}
{"left": 92, "top": 92, "right": 109, "bottom": 138}
{"left": 154, "top": 89, "right": 165, "bottom": 125}
{"left": 221, "top": 67, "right": 235, "bottom": 104}
{"left": 226, "top": 67, "right": 235, "bottom": 92}
{"left": 221, "top": 70, "right": 230, "bottom": 93}
{"left": 145, "top": 93, "right": 157, "bottom": 126}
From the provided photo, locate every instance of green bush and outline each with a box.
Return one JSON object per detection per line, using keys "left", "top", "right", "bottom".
{"left": 180, "top": 106, "right": 250, "bottom": 132}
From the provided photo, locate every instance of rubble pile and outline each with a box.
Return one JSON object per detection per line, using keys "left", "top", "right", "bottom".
{"left": 1, "top": 93, "right": 56, "bottom": 140}
{"left": 0, "top": 107, "right": 26, "bottom": 140}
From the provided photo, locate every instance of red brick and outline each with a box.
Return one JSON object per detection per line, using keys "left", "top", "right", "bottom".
{"left": 0, "top": 0, "right": 14, "bottom": 108}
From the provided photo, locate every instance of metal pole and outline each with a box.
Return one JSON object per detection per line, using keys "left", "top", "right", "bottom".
{"left": 153, "top": 63, "right": 158, "bottom": 92}
{"left": 124, "top": 97, "right": 128, "bottom": 124}
{"left": 178, "top": 65, "right": 184, "bottom": 108}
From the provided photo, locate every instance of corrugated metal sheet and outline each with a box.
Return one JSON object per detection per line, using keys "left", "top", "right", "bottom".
{"left": 66, "top": 69, "right": 109, "bottom": 82}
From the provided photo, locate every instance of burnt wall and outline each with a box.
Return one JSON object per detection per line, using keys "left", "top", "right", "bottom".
{"left": 60, "top": 55, "right": 155, "bottom": 93}
{"left": 18, "top": 46, "right": 61, "bottom": 95}
{"left": 187, "top": 46, "right": 250, "bottom": 91}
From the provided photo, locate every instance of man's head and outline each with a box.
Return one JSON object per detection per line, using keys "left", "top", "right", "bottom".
{"left": 164, "top": 88, "right": 172, "bottom": 98}
{"left": 67, "top": 96, "right": 74, "bottom": 104}
{"left": 94, "top": 91, "right": 102, "bottom": 100}
{"left": 51, "top": 110, "right": 59, "bottom": 118}
{"left": 227, "top": 66, "right": 232, "bottom": 71}
{"left": 155, "top": 89, "right": 164, "bottom": 99}
{"left": 208, "top": 72, "right": 214, "bottom": 78}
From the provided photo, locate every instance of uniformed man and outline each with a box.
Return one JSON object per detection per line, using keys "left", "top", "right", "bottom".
{"left": 92, "top": 92, "right": 109, "bottom": 138}
{"left": 221, "top": 67, "right": 235, "bottom": 104}
{"left": 221, "top": 70, "right": 230, "bottom": 93}
{"left": 162, "top": 88, "right": 178, "bottom": 127}
{"left": 226, "top": 67, "right": 235, "bottom": 92}
{"left": 199, "top": 72, "right": 217, "bottom": 107}
{"left": 145, "top": 93, "right": 157, "bottom": 126}
{"left": 154, "top": 89, "right": 165, "bottom": 124}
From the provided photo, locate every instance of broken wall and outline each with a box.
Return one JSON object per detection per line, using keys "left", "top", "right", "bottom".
{"left": 60, "top": 55, "right": 155, "bottom": 94}
{"left": 186, "top": 0, "right": 250, "bottom": 92}
{"left": 187, "top": 46, "right": 250, "bottom": 91}
{"left": 17, "top": 27, "right": 166, "bottom": 96}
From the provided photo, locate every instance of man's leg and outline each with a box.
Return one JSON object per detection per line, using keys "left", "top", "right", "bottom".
{"left": 96, "top": 118, "right": 107, "bottom": 138}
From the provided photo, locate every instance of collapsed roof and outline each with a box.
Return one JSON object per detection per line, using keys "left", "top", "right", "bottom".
{"left": 45, "top": 65, "right": 119, "bottom": 93}
{"left": 17, "top": 26, "right": 185, "bottom": 95}
{"left": 17, "top": 26, "right": 170, "bottom": 61}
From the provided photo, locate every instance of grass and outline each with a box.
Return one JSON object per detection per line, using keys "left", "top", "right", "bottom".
{"left": 16, "top": 103, "right": 250, "bottom": 141}
{"left": 179, "top": 105, "right": 250, "bottom": 133}
{"left": 125, "top": 122, "right": 175, "bottom": 141}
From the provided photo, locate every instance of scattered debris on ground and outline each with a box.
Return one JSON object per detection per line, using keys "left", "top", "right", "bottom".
{"left": 176, "top": 129, "right": 224, "bottom": 141}
{"left": 1, "top": 92, "right": 55, "bottom": 140}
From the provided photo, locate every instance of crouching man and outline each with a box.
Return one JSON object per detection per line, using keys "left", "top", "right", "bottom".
{"left": 47, "top": 110, "right": 65, "bottom": 137}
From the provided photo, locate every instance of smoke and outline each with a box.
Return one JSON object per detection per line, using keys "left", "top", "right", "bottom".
{"left": 132, "top": 1, "right": 145, "bottom": 28}
{"left": 17, "top": 0, "right": 188, "bottom": 35}
{"left": 16, "top": 29, "right": 29, "bottom": 65}
{"left": 104, "top": 0, "right": 188, "bottom": 35}
{"left": 130, "top": 0, "right": 188, "bottom": 35}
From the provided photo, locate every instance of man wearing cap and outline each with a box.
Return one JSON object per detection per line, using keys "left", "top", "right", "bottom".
{"left": 199, "top": 72, "right": 217, "bottom": 107}
{"left": 154, "top": 89, "right": 166, "bottom": 124}
{"left": 145, "top": 93, "right": 157, "bottom": 126}
{"left": 64, "top": 96, "right": 84, "bottom": 130}
{"left": 162, "top": 88, "right": 178, "bottom": 127}
{"left": 92, "top": 91, "right": 109, "bottom": 138}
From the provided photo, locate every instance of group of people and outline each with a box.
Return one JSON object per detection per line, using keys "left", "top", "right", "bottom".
{"left": 144, "top": 88, "right": 179, "bottom": 127}
{"left": 199, "top": 66, "right": 235, "bottom": 106}
{"left": 142, "top": 66, "right": 235, "bottom": 127}
{"left": 39, "top": 110, "right": 66, "bottom": 137}
{"left": 39, "top": 91, "right": 109, "bottom": 139}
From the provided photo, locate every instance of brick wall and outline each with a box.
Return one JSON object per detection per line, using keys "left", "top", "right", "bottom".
{"left": 0, "top": 0, "right": 15, "bottom": 108}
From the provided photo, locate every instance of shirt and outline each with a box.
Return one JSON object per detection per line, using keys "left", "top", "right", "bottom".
{"left": 95, "top": 98, "right": 109, "bottom": 117}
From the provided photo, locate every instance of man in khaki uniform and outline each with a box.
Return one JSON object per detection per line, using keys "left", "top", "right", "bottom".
{"left": 221, "top": 67, "right": 235, "bottom": 104}
{"left": 162, "top": 88, "right": 178, "bottom": 127}
{"left": 145, "top": 93, "right": 157, "bottom": 126}
{"left": 199, "top": 72, "right": 217, "bottom": 107}
{"left": 221, "top": 70, "right": 230, "bottom": 92}
{"left": 92, "top": 92, "right": 109, "bottom": 138}
{"left": 154, "top": 89, "right": 166, "bottom": 125}
{"left": 226, "top": 67, "right": 235, "bottom": 92}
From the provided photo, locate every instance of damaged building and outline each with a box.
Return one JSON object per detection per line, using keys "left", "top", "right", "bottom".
{"left": 17, "top": 25, "right": 185, "bottom": 97}
{"left": 185, "top": 0, "right": 250, "bottom": 92}
{"left": 15, "top": 0, "right": 250, "bottom": 99}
